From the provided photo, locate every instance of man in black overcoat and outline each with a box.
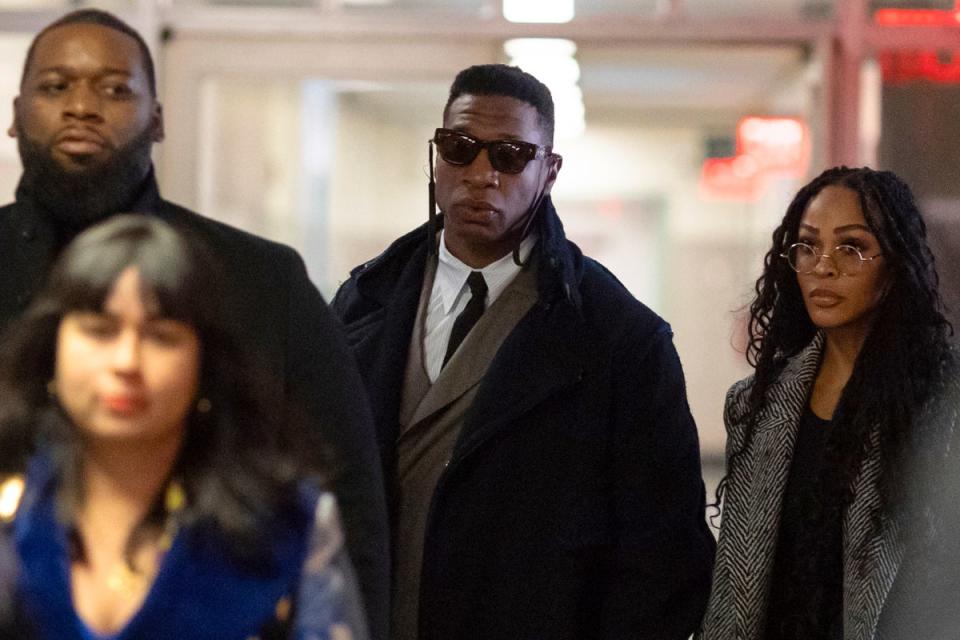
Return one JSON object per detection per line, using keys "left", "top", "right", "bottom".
{"left": 333, "top": 64, "right": 715, "bottom": 640}
{"left": 1, "top": 10, "right": 388, "bottom": 638}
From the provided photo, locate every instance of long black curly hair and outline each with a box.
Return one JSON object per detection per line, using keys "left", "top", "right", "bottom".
{"left": 714, "top": 166, "right": 953, "bottom": 635}
{"left": 717, "top": 166, "right": 952, "bottom": 515}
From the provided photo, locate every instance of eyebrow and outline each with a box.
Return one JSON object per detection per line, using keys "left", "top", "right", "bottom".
{"left": 799, "top": 223, "right": 873, "bottom": 234}
{"left": 93, "top": 309, "right": 169, "bottom": 323}
{"left": 834, "top": 223, "right": 873, "bottom": 234}
{"left": 33, "top": 65, "right": 132, "bottom": 78}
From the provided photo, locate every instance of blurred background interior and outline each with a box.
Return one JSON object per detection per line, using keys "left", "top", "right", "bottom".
{"left": 2, "top": 0, "right": 959, "bottom": 495}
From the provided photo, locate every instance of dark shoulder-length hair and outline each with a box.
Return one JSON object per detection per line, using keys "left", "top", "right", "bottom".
{"left": 0, "top": 215, "right": 327, "bottom": 563}
{"left": 718, "top": 166, "right": 952, "bottom": 516}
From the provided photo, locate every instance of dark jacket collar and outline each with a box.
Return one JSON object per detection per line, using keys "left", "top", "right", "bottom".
{"left": 12, "top": 167, "right": 164, "bottom": 239}
{"left": 351, "top": 196, "right": 583, "bottom": 310}
{"left": 125, "top": 167, "right": 164, "bottom": 214}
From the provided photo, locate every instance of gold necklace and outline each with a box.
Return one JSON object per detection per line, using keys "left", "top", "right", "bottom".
{"left": 159, "top": 480, "right": 185, "bottom": 552}
{"left": 105, "top": 561, "right": 149, "bottom": 596}
{"left": 99, "top": 480, "right": 186, "bottom": 597}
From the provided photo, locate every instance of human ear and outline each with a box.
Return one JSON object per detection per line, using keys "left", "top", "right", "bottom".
{"left": 7, "top": 97, "right": 19, "bottom": 138}
{"left": 150, "top": 101, "right": 165, "bottom": 143}
{"left": 540, "top": 154, "right": 562, "bottom": 196}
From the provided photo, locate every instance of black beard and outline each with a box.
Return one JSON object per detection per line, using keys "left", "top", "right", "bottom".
{"left": 15, "top": 122, "right": 155, "bottom": 231}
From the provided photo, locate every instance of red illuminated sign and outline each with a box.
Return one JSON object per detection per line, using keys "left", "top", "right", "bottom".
{"left": 881, "top": 49, "right": 960, "bottom": 84}
{"left": 874, "top": 7, "right": 960, "bottom": 27}
{"left": 875, "top": 3, "right": 960, "bottom": 84}
{"left": 737, "top": 117, "right": 810, "bottom": 178}
{"left": 700, "top": 116, "right": 810, "bottom": 202}
{"left": 700, "top": 157, "right": 765, "bottom": 202}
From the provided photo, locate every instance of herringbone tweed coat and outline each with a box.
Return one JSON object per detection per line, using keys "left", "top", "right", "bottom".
{"left": 698, "top": 333, "right": 903, "bottom": 640}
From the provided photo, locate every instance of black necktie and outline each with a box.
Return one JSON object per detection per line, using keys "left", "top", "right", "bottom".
{"left": 443, "top": 271, "right": 488, "bottom": 367}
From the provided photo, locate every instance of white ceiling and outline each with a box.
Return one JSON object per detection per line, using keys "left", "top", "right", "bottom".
{"left": 0, "top": 0, "right": 833, "bottom": 18}
{"left": 579, "top": 44, "right": 808, "bottom": 112}
{"left": 0, "top": 0, "right": 811, "bottom": 125}
{"left": 340, "top": 42, "right": 808, "bottom": 126}
{"left": 335, "top": 0, "right": 831, "bottom": 19}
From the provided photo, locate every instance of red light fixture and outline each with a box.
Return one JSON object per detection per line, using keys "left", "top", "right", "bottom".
{"left": 700, "top": 116, "right": 810, "bottom": 202}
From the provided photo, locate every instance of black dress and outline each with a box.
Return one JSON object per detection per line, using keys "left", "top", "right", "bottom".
{"left": 764, "top": 406, "right": 844, "bottom": 640}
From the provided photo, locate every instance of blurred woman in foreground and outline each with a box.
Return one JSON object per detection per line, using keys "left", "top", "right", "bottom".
{"left": 0, "top": 215, "right": 367, "bottom": 639}
{"left": 699, "top": 167, "right": 957, "bottom": 639}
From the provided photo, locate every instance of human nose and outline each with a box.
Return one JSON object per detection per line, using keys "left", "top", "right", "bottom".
{"left": 811, "top": 250, "right": 838, "bottom": 277}
{"left": 63, "top": 83, "right": 103, "bottom": 122}
{"left": 463, "top": 147, "right": 499, "bottom": 188}
{"left": 111, "top": 330, "right": 142, "bottom": 374}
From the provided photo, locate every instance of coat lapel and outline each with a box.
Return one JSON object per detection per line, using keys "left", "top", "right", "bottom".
{"left": 726, "top": 335, "right": 823, "bottom": 640}
{"left": 345, "top": 199, "right": 589, "bottom": 482}
{"left": 408, "top": 265, "right": 539, "bottom": 429}
{"left": 345, "top": 240, "right": 430, "bottom": 453}
{"left": 451, "top": 295, "right": 587, "bottom": 464}
{"left": 0, "top": 202, "right": 57, "bottom": 331}
{"left": 843, "top": 426, "right": 903, "bottom": 640}
{"left": 397, "top": 260, "right": 435, "bottom": 430}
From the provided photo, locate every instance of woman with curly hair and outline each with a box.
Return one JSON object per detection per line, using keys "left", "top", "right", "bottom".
{"left": 698, "top": 166, "right": 957, "bottom": 640}
{"left": 0, "top": 215, "right": 368, "bottom": 639}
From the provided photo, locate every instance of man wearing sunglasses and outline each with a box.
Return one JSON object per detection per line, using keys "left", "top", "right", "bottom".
{"left": 333, "top": 64, "right": 715, "bottom": 640}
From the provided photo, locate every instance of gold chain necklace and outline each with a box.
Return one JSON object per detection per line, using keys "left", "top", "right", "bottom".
{"left": 101, "top": 480, "right": 186, "bottom": 597}
{"left": 105, "top": 562, "right": 149, "bottom": 596}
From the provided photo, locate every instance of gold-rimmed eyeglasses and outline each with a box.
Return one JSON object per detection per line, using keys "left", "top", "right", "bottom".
{"left": 780, "top": 242, "right": 882, "bottom": 276}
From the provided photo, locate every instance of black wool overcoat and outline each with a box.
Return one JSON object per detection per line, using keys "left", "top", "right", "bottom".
{"left": 333, "top": 198, "right": 716, "bottom": 640}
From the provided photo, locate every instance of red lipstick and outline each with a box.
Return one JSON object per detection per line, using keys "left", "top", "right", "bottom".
{"left": 101, "top": 394, "right": 147, "bottom": 415}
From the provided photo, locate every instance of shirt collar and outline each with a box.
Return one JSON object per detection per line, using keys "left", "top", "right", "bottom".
{"left": 436, "top": 231, "right": 538, "bottom": 314}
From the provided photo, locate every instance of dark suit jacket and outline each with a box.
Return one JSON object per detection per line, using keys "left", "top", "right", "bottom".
{"left": 0, "top": 171, "right": 389, "bottom": 640}
{"left": 333, "top": 198, "right": 716, "bottom": 639}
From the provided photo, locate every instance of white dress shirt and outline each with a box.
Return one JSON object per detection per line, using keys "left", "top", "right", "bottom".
{"left": 423, "top": 231, "right": 538, "bottom": 383}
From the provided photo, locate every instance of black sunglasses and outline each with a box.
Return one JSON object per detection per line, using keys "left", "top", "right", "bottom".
{"left": 432, "top": 128, "right": 555, "bottom": 174}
